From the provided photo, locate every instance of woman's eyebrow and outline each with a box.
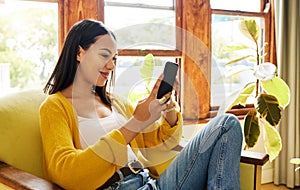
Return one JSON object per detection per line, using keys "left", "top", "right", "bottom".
{"left": 99, "top": 48, "right": 112, "bottom": 54}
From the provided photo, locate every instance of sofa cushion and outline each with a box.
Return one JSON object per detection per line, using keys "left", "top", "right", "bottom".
{"left": 0, "top": 89, "right": 47, "bottom": 178}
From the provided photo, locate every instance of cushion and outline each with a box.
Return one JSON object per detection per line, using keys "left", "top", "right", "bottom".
{"left": 0, "top": 89, "right": 47, "bottom": 178}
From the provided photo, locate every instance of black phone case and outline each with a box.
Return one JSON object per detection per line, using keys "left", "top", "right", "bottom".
{"left": 157, "top": 61, "right": 178, "bottom": 99}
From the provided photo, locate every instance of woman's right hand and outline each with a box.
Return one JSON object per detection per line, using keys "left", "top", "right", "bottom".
{"left": 133, "top": 76, "right": 171, "bottom": 129}
{"left": 119, "top": 76, "right": 170, "bottom": 143}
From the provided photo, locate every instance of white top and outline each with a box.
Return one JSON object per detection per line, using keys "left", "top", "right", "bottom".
{"left": 78, "top": 107, "right": 138, "bottom": 162}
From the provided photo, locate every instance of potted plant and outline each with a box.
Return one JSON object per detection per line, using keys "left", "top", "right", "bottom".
{"left": 222, "top": 19, "right": 290, "bottom": 161}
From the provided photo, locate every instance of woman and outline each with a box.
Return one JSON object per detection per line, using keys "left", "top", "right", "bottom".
{"left": 40, "top": 19, "right": 243, "bottom": 190}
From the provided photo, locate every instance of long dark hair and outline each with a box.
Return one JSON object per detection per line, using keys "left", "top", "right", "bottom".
{"left": 44, "top": 19, "right": 115, "bottom": 106}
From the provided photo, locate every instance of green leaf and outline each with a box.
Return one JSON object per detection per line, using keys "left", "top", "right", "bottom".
{"left": 248, "top": 57, "right": 257, "bottom": 63}
{"left": 260, "top": 42, "right": 268, "bottom": 52}
{"left": 256, "top": 94, "right": 282, "bottom": 126}
{"left": 225, "top": 55, "right": 252, "bottom": 66}
{"left": 239, "top": 19, "right": 260, "bottom": 43}
{"left": 261, "top": 77, "right": 291, "bottom": 108}
{"left": 290, "top": 159, "right": 300, "bottom": 171}
{"left": 224, "top": 44, "right": 249, "bottom": 53}
{"left": 244, "top": 109, "right": 260, "bottom": 148}
{"left": 290, "top": 158, "right": 300, "bottom": 165}
{"left": 140, "top": 53, "right": 155, "bottom": 90}
{"left": 261, "top": 118, "right": 282, "bottom": 162}
{"left": 230, "top": 83, "right": 256, "bottom": 108}
{"left": 259, "top": 53, "right": 268, "bottom": 60}
{"left": 224, "top": 65, "right": 253, "bottom": 78}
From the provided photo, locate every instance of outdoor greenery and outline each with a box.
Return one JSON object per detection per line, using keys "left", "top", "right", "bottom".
{"left": 223, "top": 19, "right": 290, "bottom": 161}
{"left": 0, "top": 5, "right": 57, "bottom": 89}
{"left": 127, "top": 54, "right": 160, "bottom": 105}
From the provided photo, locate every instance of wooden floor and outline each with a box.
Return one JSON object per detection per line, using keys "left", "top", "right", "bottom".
{"left": 261, "top": 183, "right": 298, "bottom": 190}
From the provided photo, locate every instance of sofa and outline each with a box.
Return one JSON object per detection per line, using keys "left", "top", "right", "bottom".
{"left": 0, "top": 89, "right": 268, "bottom": 190}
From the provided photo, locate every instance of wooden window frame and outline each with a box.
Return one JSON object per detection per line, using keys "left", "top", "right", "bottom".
{"left": 98, "top": 0, "right": 182, "bottom": 58}
{"left": 35, "top": 0, "right": 275, "bottom": 124}
{"left": 98, "top": 0, "right": 276, "bottom": 124}
{"left": 98, "top": 0, "right": 184, "bottom": 108}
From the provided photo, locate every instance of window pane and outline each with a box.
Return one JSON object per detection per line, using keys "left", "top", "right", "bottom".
{"left": 113, "top": 56, "right": 177, "bottom": 105}
{"left": 211, "top": 0, "right": 261, "bottom": 12}
{"left": 105, "top": 0, "right": 174, "bottom": 7}
{"left": 211, "top": 15, "right": 265, "bottom": 106}
{"left": 0, "top": 0, "right": 58, "bottom": 96}
{"left": 104, "top": 1, "right": 176, "bottom": 50}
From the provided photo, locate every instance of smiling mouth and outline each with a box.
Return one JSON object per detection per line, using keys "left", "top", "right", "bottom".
{"left": 99, "top": 71, "right": 109, "bottom": 79}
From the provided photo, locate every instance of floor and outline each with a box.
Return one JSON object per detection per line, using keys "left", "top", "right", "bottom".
{"left": 261, "top": 183, "right": 300, "bottom": 190}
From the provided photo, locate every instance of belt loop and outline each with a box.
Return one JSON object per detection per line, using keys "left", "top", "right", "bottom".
{"left": 116, "top": 169, "right": 124, "bottom": 181}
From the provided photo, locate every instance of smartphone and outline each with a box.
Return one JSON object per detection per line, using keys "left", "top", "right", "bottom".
{"left": 157, "top": 61, "right": 178, "bottom": 99}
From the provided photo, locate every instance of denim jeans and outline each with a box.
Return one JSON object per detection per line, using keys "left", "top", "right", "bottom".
{"left": 105, "top": 114, "right": 243, "bottom": 190}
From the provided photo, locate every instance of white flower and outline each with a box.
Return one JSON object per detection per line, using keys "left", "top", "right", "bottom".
{"left": 253, "top": 62, "right": 277, "bottom": 81}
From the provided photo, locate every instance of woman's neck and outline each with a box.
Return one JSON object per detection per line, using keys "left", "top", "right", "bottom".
{"left": 61, "top": 84, "right": 112, "bottom": 119}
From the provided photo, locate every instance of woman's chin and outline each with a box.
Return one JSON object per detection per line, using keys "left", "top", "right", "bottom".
{"left": 95, "top": 82, "right": 106, "bottom": 87}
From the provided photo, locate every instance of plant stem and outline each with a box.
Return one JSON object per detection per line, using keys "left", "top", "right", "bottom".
{"left": 255, "top": 41, "right": 260, "bottom": 97}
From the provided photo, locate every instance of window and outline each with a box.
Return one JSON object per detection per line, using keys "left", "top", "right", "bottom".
{"left": 211, "top": 0, "right": 261, "bottom": 12}
{"left": 101, "top": 0, "right": 181, "bottom": 105}
{"left": 96, "top": 0, "right": 275, "bottom": 120}
{"left": 113, "top": 56, "right": 178, "bottom": 106}
{"left": 211, "top": 16, "right": 264, "bottom": 106}
{"left": 0, "top": 0, "right": 58, "bottom": 96}
{"left": 210, "top": 0, "right": 274, "bottom": 113}
{"left": 104, "top": 0, "right": 176, "bottom": 50}
{"left": 0, "top": 0, "right": 274, "bottom": 119}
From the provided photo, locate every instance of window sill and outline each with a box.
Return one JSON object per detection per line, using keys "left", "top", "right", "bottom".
{"left": 183, "top": 104, "right": 254, "bottom": 125}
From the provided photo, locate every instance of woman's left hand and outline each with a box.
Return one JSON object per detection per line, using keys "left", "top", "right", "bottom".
{"left": 163, "top": 77, "right": 180, "bottom": 126}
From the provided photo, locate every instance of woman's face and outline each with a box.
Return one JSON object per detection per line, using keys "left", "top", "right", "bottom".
{"left": 77, "top": 34, "right": 117, "bottom": 87}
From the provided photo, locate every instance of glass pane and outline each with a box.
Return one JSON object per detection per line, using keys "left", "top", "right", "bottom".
{"left": 104, "top": 1, "right": 176, "bottom": 50}
{"left": 105, "top": 0, "right": 174, "bottom": 7}
{"left": 211, "top": 15, "right": 265, "bottom": 106}
{"left": 113, "top": 56, "right": 177, "bottom": 106}
{"left": 0, "top": 0, "right": 58, "bottom": 96}
{"left": 211, "top": 0, "right": 261, "bottom": 12}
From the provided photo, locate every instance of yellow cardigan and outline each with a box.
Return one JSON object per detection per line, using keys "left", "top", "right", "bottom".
{"left": 39, "top": 92, "right": 182, "bottom": 190}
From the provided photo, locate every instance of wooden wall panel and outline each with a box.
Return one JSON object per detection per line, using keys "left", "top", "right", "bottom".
{"left": 181, "top": 0, "right": 211, "bottom": 119}
{"left": 58, "top": 0, "right": 100, "bottom": 50}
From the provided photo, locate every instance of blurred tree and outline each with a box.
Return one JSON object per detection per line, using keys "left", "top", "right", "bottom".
{"left": 0, "top": 3, "right": 57, "bottom": 89}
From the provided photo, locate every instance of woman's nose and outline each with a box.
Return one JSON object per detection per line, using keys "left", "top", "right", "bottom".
{"left": 106, "top": 58, "right": 115, "bottom": 70}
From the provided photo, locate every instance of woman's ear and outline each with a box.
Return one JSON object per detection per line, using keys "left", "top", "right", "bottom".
{"left": 77, "top": 46, "right": 85, "bottom": 63}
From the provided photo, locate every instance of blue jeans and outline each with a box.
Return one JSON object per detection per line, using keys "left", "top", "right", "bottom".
{"left": 106, "top": 114, "right": 243, "bottom": 190}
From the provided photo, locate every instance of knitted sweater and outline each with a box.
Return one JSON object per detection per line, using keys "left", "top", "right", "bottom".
{"left": 39, "top": 92, "right": 182, "bottom": 190}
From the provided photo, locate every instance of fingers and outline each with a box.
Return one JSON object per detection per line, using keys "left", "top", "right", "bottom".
{"left": 158, "top": 92, "right": 171, "bottom": 105}
{"left": 173, "top": 77, "right": 180, "bottom": 95}
{"left": 158, "top": 96, "right": 168, "bottom": 105}
{"left": 149, "top": 74, "right": 164, "bottom": 98}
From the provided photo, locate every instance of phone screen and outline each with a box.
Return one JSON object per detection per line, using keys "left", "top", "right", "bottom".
{"left": 157, "top": 61, "right": 178, "bottom": 99}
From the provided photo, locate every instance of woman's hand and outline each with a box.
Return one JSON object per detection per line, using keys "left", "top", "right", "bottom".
{"left": 119, "top": 76, "right": 171, "bottom": 143}
{"left": 163, "top": 77, "right": 180, "bottom": 126}
{"left": 133, "top": 76, "right": 171, "bottom": 128}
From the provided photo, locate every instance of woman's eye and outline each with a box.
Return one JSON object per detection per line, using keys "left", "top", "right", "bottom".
{"left": 100, "top": 54, "right": 110, "bottom": 58}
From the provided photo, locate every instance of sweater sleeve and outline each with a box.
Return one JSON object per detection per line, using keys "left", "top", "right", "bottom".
{"left": 111, "top": 94, "right": 183, "bottom": 178}
{"left": 132, "top": 112, "right": 183, "bottom": 178}
{"left": 39, "top": 96, "right": 128, "bottom": 190}
{"left": 111, "top": 94, "right": 183, "bottom": 150}
{"left": 141, "top": 111, "right": 183, "bottom": 150}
